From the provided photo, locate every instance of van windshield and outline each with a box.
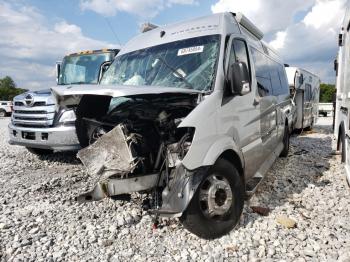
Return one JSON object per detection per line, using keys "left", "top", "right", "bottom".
{"left": 101, "top": 35, "right": 220, "bottom": 92}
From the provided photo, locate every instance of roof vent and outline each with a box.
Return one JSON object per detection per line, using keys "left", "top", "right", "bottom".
{"left": 141, "top": 22, "right": 158, "bottom": 33}
{"left": 234, "top": 13, "right": 264, "bottom": 40}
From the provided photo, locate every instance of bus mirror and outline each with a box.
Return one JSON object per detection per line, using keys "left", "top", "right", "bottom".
{"left": 55, "top": 62, "right": 61, "bottom": 84}
{"left": 229, "top": 62, "right": 250, "bottom": 96}
{"left": 98, "top": 61, "right": 112, "bottom": 83}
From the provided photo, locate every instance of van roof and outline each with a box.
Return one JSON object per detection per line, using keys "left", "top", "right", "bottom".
{"left": 118, "top": 12, "right": 241, "bottom": 56}
{"left": 118, "top": 12, "right": 284, "bottom": 65}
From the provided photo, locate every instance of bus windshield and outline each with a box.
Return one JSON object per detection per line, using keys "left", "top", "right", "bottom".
{"left": 58, "top": 52, "right": 114, "bottom": 85}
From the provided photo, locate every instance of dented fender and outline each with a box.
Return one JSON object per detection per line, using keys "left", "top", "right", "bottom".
{"left": 182, "top": 134, "right": 244, "bottom": 171}
{"left": 202, "top": 136, "right": 244, "bottom": 167}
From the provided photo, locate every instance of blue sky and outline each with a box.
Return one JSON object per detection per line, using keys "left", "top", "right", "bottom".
{"left": 0, "top": 0, "right": 347, "bottom": 90}
{"left": 28, "top": 0, "right": 214, "bottom": 45}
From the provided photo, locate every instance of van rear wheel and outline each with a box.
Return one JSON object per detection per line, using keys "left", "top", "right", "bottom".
{"left": 339, "top": 129, "right": 346, "bottom": 163}
{"left": 180, "top": 158, "right": 244, "bottom": 239}
{"left": 280, "top": 125, "right": 290, "bottom": 157}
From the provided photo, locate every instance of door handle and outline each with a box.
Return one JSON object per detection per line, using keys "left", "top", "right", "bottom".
{"left": 253, "top": 98, "right": 260, "bottom": 106}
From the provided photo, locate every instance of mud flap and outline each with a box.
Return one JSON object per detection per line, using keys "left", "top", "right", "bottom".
{"left": 156, "top": 165, "right": 209, "bottom": 217}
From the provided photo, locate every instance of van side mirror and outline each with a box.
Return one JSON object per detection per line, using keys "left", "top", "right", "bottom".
{"left": 55, "top": 62, "right": 61, "bottom": 84}
{"left": 228, "top": 62, "right": 250, "bottom": 95}
{"left": 98, "top": 61, "right": 112, "bottom": 83}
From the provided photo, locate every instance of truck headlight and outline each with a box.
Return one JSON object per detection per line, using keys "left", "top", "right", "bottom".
{"left": 58, "top": 110, "right": 76, "bottom": 124}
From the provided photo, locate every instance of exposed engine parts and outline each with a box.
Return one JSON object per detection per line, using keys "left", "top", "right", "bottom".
{"left": 75, "top": 93, "right": 199, "bottom": 213}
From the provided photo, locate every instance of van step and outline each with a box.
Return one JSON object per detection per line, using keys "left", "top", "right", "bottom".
{"left": 245, "top": 176, "right": 263, "bottom": 198}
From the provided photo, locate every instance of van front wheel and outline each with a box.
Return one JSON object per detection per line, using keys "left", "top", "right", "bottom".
{"left": 180, "top": 158, "right": 244, "bottom": 239}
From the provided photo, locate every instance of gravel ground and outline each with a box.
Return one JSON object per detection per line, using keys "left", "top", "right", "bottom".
{"left": 0, "top": 116, "right": 349, "bottom": 262}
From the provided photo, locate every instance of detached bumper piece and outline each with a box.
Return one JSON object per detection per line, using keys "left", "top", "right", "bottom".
{"left": 77, "top": 124, "right": 158, "bottom": 201}
{"left": 77, "top": 174, "right": 159, "bottom": 202}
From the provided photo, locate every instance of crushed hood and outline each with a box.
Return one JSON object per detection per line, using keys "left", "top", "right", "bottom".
{"left": 51, "top": 84, "right": 204, "bottom": 107}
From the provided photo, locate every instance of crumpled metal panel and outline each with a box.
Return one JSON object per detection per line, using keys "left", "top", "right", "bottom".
{"left": 77, "top": 124, "right": 136, "bottom": 181}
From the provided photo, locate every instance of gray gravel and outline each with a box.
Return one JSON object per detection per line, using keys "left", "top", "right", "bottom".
{"left": 0, "top": 116, "right": 349, "bottom": 261}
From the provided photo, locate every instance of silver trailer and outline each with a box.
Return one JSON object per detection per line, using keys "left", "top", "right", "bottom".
{"left": 334, "top": 6, "right": 350, "bottom": 185}
{"left": 52, "top": 12, "right": 291, "bottom": 239}
{"left": 8, "top": 49, "right": 119, "bottom": 155}
{"left": 286, "top": 67, "right": 320, "bottom": 130}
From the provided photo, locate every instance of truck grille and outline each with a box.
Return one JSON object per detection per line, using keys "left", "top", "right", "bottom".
{"left": 15, "top": 101, "right": 47, "bottom": 107}
{"left": 12, "top": 102, "right": 56, "bottom": 128}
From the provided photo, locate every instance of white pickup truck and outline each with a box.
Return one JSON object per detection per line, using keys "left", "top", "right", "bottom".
{"left": 0, "top": 101, "right": 13, "bottom": 117}
{"left": 319, "top": 103, "right": 333, "bottom": 117}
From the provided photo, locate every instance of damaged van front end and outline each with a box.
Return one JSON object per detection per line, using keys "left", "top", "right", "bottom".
{"left": 52, "top": 86, "right": 216, "bottom": 218}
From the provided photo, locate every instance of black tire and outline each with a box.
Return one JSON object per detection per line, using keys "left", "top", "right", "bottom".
{"left": 280, "top": 125, "right": 290, "bottom": 157}
{"left": 0, "top": 110, "right": 6, "bottom": 117}
{"left": 180, "top": 158, "right": 244, "bottom": 239}
{"left": 304, "top": 125, "right": 312, "bottom": 131}
{"left": 26, "top": 147, "right": 53, "bottom": 156}
{"left": 339, "top": 129, "right": 346, "bottom": 163}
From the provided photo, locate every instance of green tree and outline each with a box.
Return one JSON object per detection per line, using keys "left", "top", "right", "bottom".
{"left": 0, "top": 76, "right": 28, "bottom": 101}
{"left": 0, "top": 76, "right": 16, "bottom": 89}
{"left": 319, "top": 83, "right": 336, "bottom": 103}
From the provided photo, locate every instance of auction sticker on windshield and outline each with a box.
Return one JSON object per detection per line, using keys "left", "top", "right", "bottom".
{"left": 177, "top": 46, "right": 204, "bottom": 56}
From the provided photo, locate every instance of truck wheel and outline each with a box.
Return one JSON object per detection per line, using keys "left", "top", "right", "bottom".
{"left": 26, "top": 147, "right": 53, "bottom": 156}
{"left": 339, "top": 129, "right": 346, "bottom": 163}
{"left": 180, "top": 158, "right": 244, "bottom": 239}
{"left": 0, "top": 110, "right": 6, "bottom": 117}
{"left": 280, "top": 125, "right": 290, "bottom": 157}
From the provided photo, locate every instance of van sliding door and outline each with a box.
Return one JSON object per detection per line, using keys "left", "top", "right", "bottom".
{"left": 251, "top": 48, "right": 277, "bottom": 155}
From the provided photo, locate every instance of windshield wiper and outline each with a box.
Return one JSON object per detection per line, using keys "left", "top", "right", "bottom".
{"left": 154, "top": 56, "right": 194, "bottom": 90}
{"left": 68, "top": 82, "right": 89, "bottom": 85}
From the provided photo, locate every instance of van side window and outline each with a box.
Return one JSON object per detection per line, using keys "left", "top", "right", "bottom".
{"left": 251, "top": 48, "right": 272, "bottom": 97}
{"left": 277, "top": 65, "right": 289, "bottom": 94}
{"left": 269, "top": 59, "right": 282, "bottom": 95}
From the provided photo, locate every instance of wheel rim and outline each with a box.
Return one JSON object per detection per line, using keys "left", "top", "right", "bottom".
{"left": 199, "top": 174, "right": 233, "bottom": 219}
{"left": 0, "top": 111, "right": 5, "bottom": 117}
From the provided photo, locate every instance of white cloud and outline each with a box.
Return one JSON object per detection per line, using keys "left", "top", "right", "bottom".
{"left": 268, "top": 0, "right": 347, "bottom": 83}
{"left": 269, "top": 31, "right": 287, "bottom": 50}
{"left": 0, "top": 2, "right": 116, "bottom": 90}
{"left": 211, "top": 0, "right": 346, "bottom": 83}
{"left": 304, "top": 0, "right": 345, "bottom": 29}
{"left": 80, "top": 0, "right": 196, "bottom": 18}
{"left": 211, "top": 0, "right": 315, "bottom": 33}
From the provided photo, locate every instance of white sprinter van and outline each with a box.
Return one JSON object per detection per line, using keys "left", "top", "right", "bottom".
{"left": 52, "top": 12, "right": 291, "bottom": 239}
